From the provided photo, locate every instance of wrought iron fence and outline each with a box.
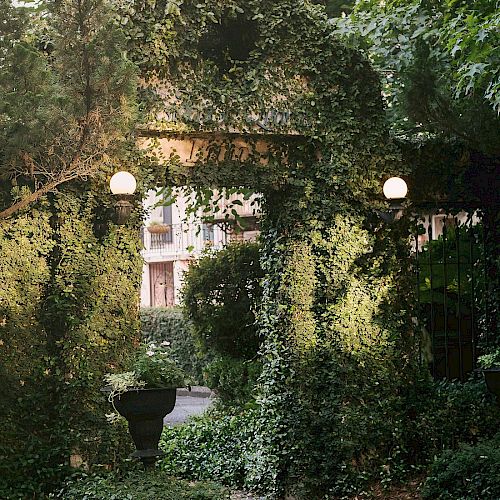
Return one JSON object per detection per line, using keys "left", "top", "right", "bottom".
{"left": 413, "top": 208, "right": 487, "bottom": 381}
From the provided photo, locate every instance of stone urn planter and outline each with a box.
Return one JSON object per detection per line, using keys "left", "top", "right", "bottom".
{"left": 483, "top": 368, "right": 500, "bottom": 404}
{"left": 111, "top": 387, "right": 177, "bottom": 467}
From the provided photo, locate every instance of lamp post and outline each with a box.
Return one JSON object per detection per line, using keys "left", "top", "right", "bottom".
{"left": 110, "top": 171, "right": 136, "bottom": 225}
{"left": 378, "top": 176, "right": 408, "bottom": 223}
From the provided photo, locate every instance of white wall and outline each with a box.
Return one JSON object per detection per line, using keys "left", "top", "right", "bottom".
{"left": 140, "top": 188, "right": 261, "bottom": 308}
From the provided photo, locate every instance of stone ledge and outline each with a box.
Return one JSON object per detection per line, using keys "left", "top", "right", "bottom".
{"left": 177, "top": 386, "right": 214, "bottom": 398}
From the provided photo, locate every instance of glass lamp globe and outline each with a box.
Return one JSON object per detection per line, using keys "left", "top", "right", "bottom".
{"left": 383, "top": 177, "right": 408, "bottom": 200}
{"left": 110, "top": 171, "right": 137, "bottom": 195}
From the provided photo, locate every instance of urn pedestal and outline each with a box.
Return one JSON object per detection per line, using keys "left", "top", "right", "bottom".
{"left": 112, "top": 388, "right": 176, "bottom": 467}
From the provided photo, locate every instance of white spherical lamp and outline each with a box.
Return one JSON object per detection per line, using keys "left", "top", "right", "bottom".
{"left": 383, "top": 177, "right": 408, "bottom": 200}
{"left": 110, "top": 171, "right": 137, "bottom": 195}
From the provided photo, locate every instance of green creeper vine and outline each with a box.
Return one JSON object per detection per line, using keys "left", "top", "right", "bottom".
{"left": 114, "top": 0, "right": 422, "bottom": 496}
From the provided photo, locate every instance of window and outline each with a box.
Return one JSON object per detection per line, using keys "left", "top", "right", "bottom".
{"left": 202, "top": 223, "right": 214, "bottom": 243}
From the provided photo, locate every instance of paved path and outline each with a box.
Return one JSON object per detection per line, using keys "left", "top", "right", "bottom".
{"left": 164, "top": 387, "right": 213, "bottom": 426}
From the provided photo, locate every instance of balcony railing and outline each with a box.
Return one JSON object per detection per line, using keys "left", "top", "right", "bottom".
{"left": 142, "top": 223, "right": 229, "bottom": 257}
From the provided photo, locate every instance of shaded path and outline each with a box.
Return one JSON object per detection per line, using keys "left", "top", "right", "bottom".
{"left": 164, "top": 387, "right": 213, "bottom": 426}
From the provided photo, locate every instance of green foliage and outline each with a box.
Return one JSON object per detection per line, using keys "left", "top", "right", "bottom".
{"left": 0, "top": 193, "right": 146, "bottom": 498}
{"left": 422, "top": 432, "right": 500, "bottom": 500}
{"left": 479, "top": 347, "right": 500, "bottom": 368}
{"left": 49, "top": 468, "right": 230, "bottom": 499}
{"left": 0, "top": 0, "right": 139, "bottom": 218}
{"left": 418, "top": 224, "right": 483, "bottom": 312}
{"left": 332, "top": 0, "right": 500, "bottom": 154}
{"left": 182, "top": 242, "right": 264, "bottom": 360}
{"left": 182, "top": 242, "right": 263, "bottom": 404}
{"left": 160, "top": 408, "right": 259, "bottom": 488}
{"left": 400, "top": 377, "right": 500, "bottom": 463}
{"left": 118, "top": 0, "right": 415, "bottom": 495}
{"left": 132, "top": 343, "right": 188, "bottom": 388}
{"left": 0, "top": 0, "right": 156, "bottom": 494}
{"left": 313, "top": 0, "right": 355, "bottom": 18}
{"left": 204, "top": 355, "right": 261, "bottom": 406}
{"left": 140, "top": 307, "right": 207, "bottom": 384}
{"left": 157, "top": 376, "right": 500, "bottom": 497}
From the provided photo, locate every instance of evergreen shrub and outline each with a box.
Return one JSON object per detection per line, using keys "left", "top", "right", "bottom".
{"left": 140, "top": 307, "right": 207, "bottom": 384}
{"left": 422, "top": 432, "right": 500, "bottom": 500}
{"left": 182, "top": 242, "right": 263, "bottom": 403}
{"left": 182, "top": 242, "right": 263, "bottom": 360}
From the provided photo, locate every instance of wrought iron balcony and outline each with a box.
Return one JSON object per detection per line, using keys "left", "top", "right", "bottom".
{"left": 142, "top": 223, "right": 229, "bottom": 257}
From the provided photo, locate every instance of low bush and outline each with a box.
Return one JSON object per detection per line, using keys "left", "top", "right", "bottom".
{"left": 160, "top": 407, "right": 259, "bottom": 488}
{"left": 204, "top": 355, "right": 261, "bottom": 405}
{"left": 422, "top": 432, "right": 500, "bottom": 500}
{"left": 48, "top": 468, "right": 230, "bottom": 499}
{"left": 182, "top": 242, "right": 263, "bottom": 360}
{"left": 141, "top": 307, "right": 207, "bottom": 384}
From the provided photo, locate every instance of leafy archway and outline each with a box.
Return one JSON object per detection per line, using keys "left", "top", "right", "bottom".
{"left": 120, "top": 0, "right": 417, "bottom": 496}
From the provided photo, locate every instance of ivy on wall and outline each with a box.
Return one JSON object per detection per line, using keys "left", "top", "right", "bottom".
{"left": 0, "top": 175, "right": 151, "bottom": 497}
{"left": 114, "top": 0, "right": 427, "bottom": 497}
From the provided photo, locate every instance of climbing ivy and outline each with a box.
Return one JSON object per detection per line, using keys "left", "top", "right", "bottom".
{"left": 0, "top": 171, "right": 154, "bottom": 497}
{"left": 114, "top": 0, "right": 426, "bottom": 497}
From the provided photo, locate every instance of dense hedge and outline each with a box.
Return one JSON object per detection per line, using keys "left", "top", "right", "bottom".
{"left": 422, "top": 432, "right": 500, "bottom": 500}
{"left": 140, "top": 307, "right": 262, "bottom": 401}
{"left": 0, "top": 189, "right": 145, "bottom": 498}
{"left": 140, "top": 307, "right": 207, "bottom": 385}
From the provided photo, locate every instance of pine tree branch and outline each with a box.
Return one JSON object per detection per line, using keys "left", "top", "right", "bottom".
{"left": 0, "top": 174, "right": 75, "bottom": 220}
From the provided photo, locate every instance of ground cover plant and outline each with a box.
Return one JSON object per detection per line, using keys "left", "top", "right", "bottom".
{"left": 159, "top": 374, "right": 500, "bottom": 497}
{"left": 160, "top": 408, "right": 259, "bottom": 488}
{"left": 49, "top": 468, "right": 230, "bottom": 500}
{"left": 422, "top": 432, "right": 500, "bottom": 500}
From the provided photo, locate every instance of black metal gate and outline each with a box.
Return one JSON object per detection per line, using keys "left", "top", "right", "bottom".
{"left": 413, "top": 208, "right": 487, "bottom": 381}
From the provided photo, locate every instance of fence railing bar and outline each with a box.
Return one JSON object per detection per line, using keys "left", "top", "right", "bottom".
{"left": 455, "top": 217, "right": 464, "bottom": 381}
{"left": 428, "top": 215, "right": 436, "bottom": 378}
{"left": 414, "top": 208, "right": 482, "bottom": 381}
{"left": 469, "top": 214, "right": 477, "bottom": 370}
{"left": 442, "top": 219, "right": 450, "bottom": 379}
{"left": 481, "top": 221, "right": 489, "bottom": 346}
{"left": 415, "top": 220, "right": 422, "bottom": 366}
